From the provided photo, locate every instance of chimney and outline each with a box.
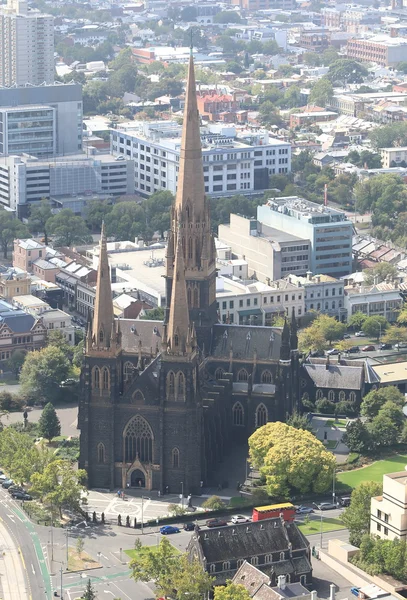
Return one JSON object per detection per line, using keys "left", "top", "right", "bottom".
{"left": 306, "top": 271, "right": 312, "bottom": 281}
{"left": 278, "top": 576, "right": 286, "bottom": 590}
{"left": 330, "top": 584, "right": 336, "bottom": 600}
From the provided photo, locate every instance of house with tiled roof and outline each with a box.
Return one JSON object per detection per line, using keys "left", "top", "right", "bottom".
{"left": 232, "top": 561, "right": 317, "bottom": 600}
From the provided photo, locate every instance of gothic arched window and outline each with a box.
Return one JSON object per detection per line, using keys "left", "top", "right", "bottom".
{"left": 339, "top": 391, "right": 346, "bottom": 402}
{"left": 124, "top": 361, "right": 133, "bottom": 382}
{"left": 92, "top": 366, "right": 100, "bottom": 389}
{"left": 97, "top": 442, "right": 105, "bottom": 463}
{"left": 261, "top": 370, "right": 273, "bottom": 384}
{"left": 124, "top": 415, "right": 153, "bottom": 463}
{"left": 251, "top": 557, "right": 259, "bottom": 566}
{"left": 256, "top": 403, "right": 268, "bottom": 428}
{"left": 132, "top": 390, "right": 144, "bottom": 404}
{"left": 237, "top": 368, "right": 248, "bottom": 382}
{"left": 167, "top": 371, "right": 175, "bottom": 400}
{"left": 316, "top": 389, "right": 323, "bottom": 400}
{"left": 215, "top": 368, "right": 224, "bottom": 380}
{"left": 187, "top": 287, "right": 192, "bottom": 306}
{"left": 193, "top": 287, "right": 199, "bottom": 308}
{"left": 233, "top": 402, "right": 244, "bottom": 426}
{"left": 188, "top": 237, "right": 193, "bottom": 260}
{"left": 99, "top": 330, "right": 104, "bottom": 343}
{"left": 177, "top": 372, "right": 185, "bottom": 400}
{"left": 349, "top": 391, "right": 357, "bottom": 402}
{"left": 172, "top": 447, "right": 180, "bottom": 468}
{"left": 102, "top": 367, "right": 110, "bottom": 390}
{"left": 328, "top": 390, "right": 335, "bottom": 402}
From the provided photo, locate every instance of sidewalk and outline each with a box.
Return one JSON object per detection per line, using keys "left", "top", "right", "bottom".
{"left": 0, "top": 520, "right": 30, "bottom": 599}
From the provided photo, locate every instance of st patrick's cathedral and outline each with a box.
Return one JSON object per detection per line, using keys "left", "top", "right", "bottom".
{"left": 78, "top": 56, "right": 300, "bottom": 493}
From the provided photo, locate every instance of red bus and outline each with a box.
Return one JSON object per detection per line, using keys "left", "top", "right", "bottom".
{"left": 252, "top": 503, "right": 295, "bottom": 523}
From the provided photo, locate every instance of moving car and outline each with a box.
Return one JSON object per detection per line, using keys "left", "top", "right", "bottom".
{"left": 160, "top": 525, "right": 180, "bottom": 535}
{"left": 231, "top": 515, "right": 250, "bottom": 524}
{"left": 296, "top": 506, "right": 314, "bottom": 514}
{"left": 12, "top": 491, "right": 32, "bottom": 500}
{"left": 355, "top": 331, "right": 365, "bottom": 337}
{"left": 206, "top": 518, "right": 227, "bottom": 528}
{"left": 379, "top": 343, "right": 392, "bottom": 350}
{"left": 361, "top": 345, "right": 375, "bottom": 352}
{"left": 316, "top": 502, "right": 336, "bottom": 511}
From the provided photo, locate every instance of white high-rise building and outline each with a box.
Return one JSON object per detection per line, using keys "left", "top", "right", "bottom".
{"left": 0, "top": 0, "right": 54, "bottom": 87}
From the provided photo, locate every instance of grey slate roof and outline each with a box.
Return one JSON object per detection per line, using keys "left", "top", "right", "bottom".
{"left": 303, "top": 363, "right": 363, "bottom": 390}
{"left": 211, "top": 324, "right": 282, "bottom": 361}
{"left": 0, "top": 313, "right": 37, "bottom": 333}
{"left": 196, "top": 518, "right": 308, "bottom": 563}
{"left": 120, "top": 318, "right": 164, "bottom": 354}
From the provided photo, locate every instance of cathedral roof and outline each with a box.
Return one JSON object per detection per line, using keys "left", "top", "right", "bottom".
{"left": 211, "top": 324, "right": 282, "bottom": 361}
{"left": 303, "top": 362, "right": 364, "bottom": 390}
{"left": 120, "top": 319, "right": 163, "bottom": 354}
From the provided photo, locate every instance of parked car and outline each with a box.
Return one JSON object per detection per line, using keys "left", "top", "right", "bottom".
{"left": 231, "top": 515, "right": 250, "bottom": 524}
{"left": 326, "top": 348, "right": 339, "bottom": 356}
{"left": 351, "top": 588, "right": 360, "bottom": 597}
{"left": 12, "top": 491, "right": 32, "bottom": 501}
{"left": 347, "top": 346, "right": 360, "bottom": 354}
{"left": 355, "top": 331, "right": 365, "bottom": 337}
{"left": 2, "top": 479, "right": 13, "bottom": 489}
{"left": 379, "top": 343, "right": 392, "bottom": 350}
{"left": 316, "top": 502, "right": 336, "bottom": 511}
{"left": 310, "top": 350, "right": 325, "bottom": 357}
{"left": 343, "top": 334, "right": 351, "bottom": 339}
{"left": 296, "top": 506, "right": 314, "bottom": 514}
{"left": 0, "top": 474, "right": 7, "bottom": 482}
{"left": 206, "top": 518, "right": 227, "bottom": 528}
{"left": 395, "top": 343, "right": 407, "bottom": 349}
{"left": 8, "top": 486, "right": 24, "bottom": 495}
{"left": 160, "top": 526, "right": 180, "bottom": 535}
{"left": 339, "top": 497, "right": 351, "bottom": 507}
{"left": 183, "top": 522, "right": 197, "bottom": 531}
{"left": 361, "top": 345, "right": 375, "bottom": 352}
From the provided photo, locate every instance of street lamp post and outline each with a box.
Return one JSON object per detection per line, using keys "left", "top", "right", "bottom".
{"left": 332, "top": 467, "right": 336, "bottom": 505}
{"left": 320, "top": 510, "right": 323, "bottom": 549}
{"left": 181, "top": 481, "right": 184, "bottom": 509}
{"left": 60, "top": 565, "right": 64, "bottom": 600}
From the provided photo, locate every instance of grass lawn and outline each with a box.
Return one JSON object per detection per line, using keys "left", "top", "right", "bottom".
{"left": 337, "top": 454, "right": 407, "bottom": 490}
{"left": 297, "top": 517, "right": 345, "bottom": 536}
{"left": 125, "top": 544, "right": 180, "bottom": 560}
{"left": 67, "top": 548, "right": 101, "bottom": 571}
{"left": 325, "top": 419, "right": 347, "bottom": 428}
{"left": 229, "top": 496, "right": 252, "bottom": 508}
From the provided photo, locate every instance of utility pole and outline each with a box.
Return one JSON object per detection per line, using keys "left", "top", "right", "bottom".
{"left": 60, "top": 565, "right": 63, "bottom": 599}
{"left": 181, "top": 481, "right": 184, "bottom": 509}
{"left": 320, "top": 510, "right": 323, "bottom": 549}
{"left": 66, "top": 528, "right": 69, "bottom": 567}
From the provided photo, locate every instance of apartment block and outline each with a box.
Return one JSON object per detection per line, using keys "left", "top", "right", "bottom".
{"left": 287, "top": 272, "right": 346, "bottom": 320}
{"left": 346, "top": 36, "right": 407, "bottom": 67}
{"left": 218, "top": 213, "right": 310, "bottom": 282}
{"left": 371, "top": 472, "right": 407, "bottom": 541}
{"left": 0, "top": 83, "right": 83, "bottom": 157}
{"left": 0, "top": 0, "right": 54, "bottom": 87}
{"left": 257, "top": 197, "right": 353, "bottom": 277}
{"left": 111, "top": 121, "right": 291, "bottom": 197}
{"left": 380, "top": 146, "right": 407, "bottom": 168}
{"left": 0, "top": 153, "right": 134, "bottom": 217}
{"left": 344, "top": 281, "right": 402, "bottom": 322}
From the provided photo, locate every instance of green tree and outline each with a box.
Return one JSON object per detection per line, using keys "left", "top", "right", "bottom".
{"left": 169, "top": 555, "right": 214, "bottom": 600}
{"left": 131, "top": 537, "right": 179, "bottom": 597}
{"left": 378, "top": 401, "right": 404, "bottom": 431}
{"left": 38, "top": 402, "right": 61, "bottom": 442}
{"left": 342, "top": 419, "right": 371, "bottom": 454}
{"left": 0, "top": 210, "right": 30, "bottom": 258}
{"left": 105, "top": 202, "right": 146, "bottom": 241}
{"left": 298, "top": 314, "right": 345, "bottom": 353}
{"left": 20, "top": 346, "right": 71, "bottom": 404}
{"left": 47, "top": 209, "right": 92, "bottom": 246}
{"left": 309, "top": 77, "right": 334, "bottom": 106}
{"left": 348, "top": 311, "right": 368, "bottom": 331}
{"left": 363, "top": 263, "right": 398, "bottom": 285}
{"left": 368, "top": 414, "right": 401, "bottom": 447}
{"left": 315, "top": 398, "right": 335, "bottom": 414}
{"left": 342, "top": 481, "right": 382, "bottom": 546}
{"left": 140, "top": 307, "right": 165, "bottom": 321}
{"left": 214, "top": 583, "right": 252, "bottom": 600}
{"left": 214, "top": 10, "right": 242, "bottom": 23}
{"left": 76, "top": 536, "right": 85, "bottom": 558}
{"left": 298, "top": 327, "right": 327, "bottom": 355}
{"left": 82, "top": 578, "right": 96, "bottom": 600}
{"left": 249, "top": 422, "right": 336, "bottom": 497}
{"left": 47, "top": 329, "right": 71, "bottom": 356}
{"left": 180, "top": 5, "right": 197, "bottom": 20}
{"left": 327, "top": 59, "right": 368, "bottom": 84}
{"left": 286, "top": 411, "right": 313, "bottom": 432}
{"left": 361, "top": 315, "right": 388, "bottom": 340}
{"left": 30, "top": 459, "right": 87, "bottom": 517}
{"left": 84, "top": 200, "right": 113, "bottom": 231}
{"left": 144, "top": 190, "right": 174, "bottom": 238}
{"left": 382, "top": 325, "right": 407, "bottom": 348}
{"left": 346, "top": 150, "right": 382, "bottom": 170}
{"left": 361, "top": 386, "right": 405, "bottom": 419}
{"left": 202, "top": 496, "right": 226, "bottom": 510}
{"left": 7, "top": 350, "right": 26, "bottom": 377}
{"left": 369, "top": 121, "right": 407, "bottom": 150}
{"left": 27, "top": 199, "right": 53, "bottom": 245}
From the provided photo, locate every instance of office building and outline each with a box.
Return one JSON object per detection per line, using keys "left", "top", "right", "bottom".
{"left": 218, "top": 213, "right": 311, "bottom": 282}
{"left": 287, "top": 273, "right": 346, "bottom": 320}
{"left": 257, "top": 197, "right": 353, "bottom": 278}
{"left": 371, "top": 472, "right": 407, "bottom": 541}
{"left": 0, "top": 153, "right": 134, "bottom": 217}
{"left": 346, "top": 36, "right": 407, "bottom": 67}
{"left": 344, "top": 280, "right": 402, "bottom": 323}
{"left": 0, "top": 0, "right": 54, "bottom": 87}
{"left": 380, "top": 146, "right": 407, "bottom": 168}
{"left": 0, "top": 83, "right": 83, "bottom": 157}
{"left": 111, "top": 121, "right": 291, "bottom": 197}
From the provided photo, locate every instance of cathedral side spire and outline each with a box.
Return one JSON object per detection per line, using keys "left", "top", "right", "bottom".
{"left": 90, "top": 222, "right": 115, "bottom": 352}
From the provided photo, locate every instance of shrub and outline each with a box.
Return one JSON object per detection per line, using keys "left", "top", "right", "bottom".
{"left": 251, "top": 488, "right": 269, "bottom": 505}
{"left": 202, "top": 495, "right": 226, "bottom": 510}
{"left": 315, "top": 398, "right": 336, "bottom": 414}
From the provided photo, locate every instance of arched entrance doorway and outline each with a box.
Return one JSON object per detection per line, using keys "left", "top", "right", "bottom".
{"left": 131, "top": 469, "right": 145, "bottom": 488}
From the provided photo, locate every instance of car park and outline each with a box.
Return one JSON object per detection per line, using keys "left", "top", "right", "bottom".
{"left": 12, "top": 491, "right": 32, "bottom": 500}
{"left": 361, "top": 345, "right": 375, "bottom": 352}
{"left": 316, "top": 502, "right": 336, "bottom": 511}
{"left": 296, "top": 506, "right": 314, "bottom": 514}
{"left": 231, "top": 515, "right": 250, "bottom": 524}
{"left": 160, "top": 526, "right": 180, "bottom": 535}
{"left": 206, "top": 518, "right": 227, "bottom": 528}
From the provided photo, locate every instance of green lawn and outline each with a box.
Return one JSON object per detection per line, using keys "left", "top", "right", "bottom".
{"left": 125, "top": 544, "right": 180, "bottom": 560}
{"left": 297, "top": 517, "right": 345, "bottom": 536}
{"left": 337, "top": 454, "right": 407, "bottom": 490}
{"left": 325, "top": 420, "right": 347, "bottom": 428}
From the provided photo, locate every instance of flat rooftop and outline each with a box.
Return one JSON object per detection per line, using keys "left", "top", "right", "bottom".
{"left": 370, "top": 361, "right": 407, "bottom": 384}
